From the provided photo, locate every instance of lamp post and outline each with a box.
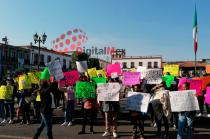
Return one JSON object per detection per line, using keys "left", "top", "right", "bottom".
{"left": 33, "top": 33, "right": 47, "bottom": 71}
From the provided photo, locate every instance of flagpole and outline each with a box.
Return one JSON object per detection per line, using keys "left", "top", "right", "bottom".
{"left": 195, "top": 52, "right": 197, "bottom": 76}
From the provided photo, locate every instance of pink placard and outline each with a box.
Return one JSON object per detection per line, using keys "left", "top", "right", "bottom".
{"left": 190, "top": 80, "right": 202, "bottom": 96}
{"left": 59, "top": 70, "right": 80, "bottom": 87}
{"left": 205, "top": 87, "right": 210, "bottom": 104}
{"left": 123, "top": 72, "right": 141, "bottom": 85}
{"left": 106, "top": 63, "right": 122, "bottom": 77}
{"left": 178, "top": 78, "right": 202, "bottom": 96}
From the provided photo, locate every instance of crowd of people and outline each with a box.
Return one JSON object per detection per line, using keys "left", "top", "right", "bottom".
{"left": 0, "top": 70, "right": 209, "bottom": 139}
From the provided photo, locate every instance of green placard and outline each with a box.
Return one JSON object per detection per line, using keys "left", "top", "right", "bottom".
{"left": 92, "top": 77, "right": 107, "bottom": 84}
{"left": 76, "top": 82, "right": 96, "bottom": 99}
{"left": 162, "top": 75, "right": 175, "bottom": 88}
{"left": 40, "top": 67, "right": 50, "bottom": 80}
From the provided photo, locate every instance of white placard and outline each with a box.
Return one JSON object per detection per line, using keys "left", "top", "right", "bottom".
{"left": 97, "top": 83, "right": 121, "bottom": 101}
{"left": 111, "top": 72, "right": 118, "bottom": 79}
{"left": 76, "top": 61, "right": 88, "bottom": 73}
{"left": 137, "top": 66, "right": 146, "bottom": 79}
{"left": 145, "top": 69, "right": 162, "bottom": 84}
{"left": 47, "top": 60, "right": 64, "bottom": 80}
{"left": 169, "top": 90, "right": 200, "bottom": 112}
{"left": 127, "top": 92, "right": 151, "bottom": 112}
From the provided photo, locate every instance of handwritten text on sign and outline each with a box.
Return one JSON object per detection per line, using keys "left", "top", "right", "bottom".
{"left": 127, "top": 92, "right": 151, "bottom": 113}
{"left": 47, "top": 60, "right": 64, "bottom": 80}
{"left": 169, "top": 90, "right": 200, "bottom": 112}
{"left": 76, "top": 82, "right": 96, "bottom": 99}
{"left": 145, "top": 69, "right": 162, "bottom": 84}
{"left": 97, "top": 83, "right": 121, "bottom": 101}
{"left": 123, "top": 72, "right": 140, "bottom": 86}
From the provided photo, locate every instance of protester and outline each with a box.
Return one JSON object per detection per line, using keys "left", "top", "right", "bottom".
{"left": 102, "top": 78, "right": 121, "bottom": 138}
{"left": 78, "top": 78, "right": 97, "bottom": 134}
{"left": 33, "top": 84, "right": 41, "bottom": 122}
{"left": 58, "top": 83, "right": 75, "bottom": 126}
{"left": 33, "top": 79, "right": 54, "bottom": 139}
{"left": 177, "top": 82, "right": 197, "bottom": 139}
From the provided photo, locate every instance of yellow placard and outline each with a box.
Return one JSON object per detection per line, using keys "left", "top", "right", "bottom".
{"left": 18, "top": 74, "right": 32, "bottom": 90}
{"left": 28, "top": 72, "right": 41, "bottom": 84}
{"left": 163, "top": 65, "right": 179, "bottom": 76}
{"left": 36, "top": 94, "right": 41, "bottom": 102}
{"left": 87, "top": 68, "right": 97, "bottom": 78}
{"left": 0, "top": 85, "right": 14, "bottom": 100}
{"left": 130, "top": 68, "right": 136, "bottom": 72}
{"left": 96, "top": 70, "right": 106, "bottom": 77}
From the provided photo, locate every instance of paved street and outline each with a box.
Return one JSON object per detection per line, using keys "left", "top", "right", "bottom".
{"left": 0, "top": 108, "right": 209, "bottom": 139}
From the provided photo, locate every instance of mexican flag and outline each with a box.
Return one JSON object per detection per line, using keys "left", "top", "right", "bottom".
{"left": 193, "top": 7, "right": 198, "bottom": 54}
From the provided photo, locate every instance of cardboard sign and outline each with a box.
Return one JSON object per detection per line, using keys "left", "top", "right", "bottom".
{"left": 169, "top": 90, "right": 200, "bottom": 112}
{"left": 92, "top": 77, "right": 107, "bottom": 84}
{"left": 145, "top": 69, "right": 162, "bottom": 84}
{"left": 0, "top": 85, "right": 14, "bottom": 100}
{"left": 162, "top": 75, "right": 175, "bottom": 88}
{"left": 163, "top": 64, "right": 179, "bottom": 76}
{"left": 106, "top": 63, "right": 122, "bottom": 77}
{"left": 97, "top": 83, "right": 121, "bottom": 101}
{"left": 75, "top": 82, "right": 96, "bottom": 99}
{"left": 59, "top": 70, "right": 80, "bottom": 87}
{"left": 202, "top": 76, "right": 210, "bottom": 90}
{"left": 206, "top": 65, "right": 210, "bottom": 74}
{"left": 127, "top": 92, "right": 151, "bottom": 112}
{"left": 76, "top": 61, "right": 88, "bottom": 73}
{"left": 18, "top": 74, "right": 32, "bottom": 90}
{"left": 88, "top": 68, "right": 97, "bottom": 78}
{"left": 96, "top": 70, "right": 106, "bottom": 77}
{"left": 123, "top": 72, "right": 140, "bottom": 85}
{"left": 47, "top": 60, "right": 64, "bottom": 80}
{"left": 137, "top": 66, "right": 146, "bottom": 79}
{"left": 204, "top": 87, "right": 210, "bottom": 104}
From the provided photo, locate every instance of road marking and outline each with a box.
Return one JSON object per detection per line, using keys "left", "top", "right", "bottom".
{"left": 0, "top": 135, "right": 45, "bottom": 139}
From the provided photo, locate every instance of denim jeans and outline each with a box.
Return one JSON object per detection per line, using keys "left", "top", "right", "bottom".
{"left": 33, "top": 113, "right": 53, "bottom": 139}
{"left": 177, "top": 111, "right": 196, "bottom": 139}
{"left": 64, "top": 100, "right": 74, "bottom": 122}
{"left": 2, "top": 101, "right": 14, "bottom": 120}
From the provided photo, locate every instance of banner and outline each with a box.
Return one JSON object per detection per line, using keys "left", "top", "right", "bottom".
{"left": 18, "top": 74, "right": 32, "bottom": 90}
{"left": 76, "top": 61, "right": 88, "bottom": 73}
{"left": 206, "top": 65, "right": 210, "bottom": 74}
{"left": 59, "top": 70, "right": 80, "bottom": 87}
{"left": 92, "top": 77, "right": 107, "bottom": 84}
{"left": 162, "top": 75, "right": 175, "bottom": 88}
{"left": 96, "top": 70, "right": 106, "bottom": 77}
{"left": 127, "top": 92, "right": 151, "bottom": 112}
{"left": 204, "top": 87, "right": 210, "bottom": 104}
{"left": 163, "top": 64, "right": 179, "bottom": 76}
{"left": 88, "top": 68, "right": 97, "bottom": 78}
{"left": 97, "top": 83, "right": 121, "bottom": 101}
{"left": 47, "top": 60, "right": 64, "bottom": 80}
{"left": 145, "top": 69, "right": 162, "bottom": 84}
{"left": 76, "top": 82, "right": 96, "bottom": 99}
{"left": 137, "top": 66, "right": 146, "bottom": 79}
{"left": 28, "top": 72, "right": 41, "bottom": 84}
{"left": 169, "top": 90, "right": 200, "bottom": 112}
{"left": 123, "top": 72, "right": 140, "bottom": 85}
{"left": 106, "top": 63, "right": 122, "bottom": 77}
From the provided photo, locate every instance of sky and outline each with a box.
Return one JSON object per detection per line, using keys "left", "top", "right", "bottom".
{"left": 0, "top": 0, "right": 210, "bottom": 61}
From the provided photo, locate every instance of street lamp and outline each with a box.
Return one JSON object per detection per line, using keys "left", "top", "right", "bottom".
{"left": 33, "top": 33, "right": 47, "bottom": 71}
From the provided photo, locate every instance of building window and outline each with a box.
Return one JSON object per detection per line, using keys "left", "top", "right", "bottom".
{"left": 34, "top": 53, "right": 38, "bottom": 65}
{"left": 154, "top": 62, "right": 158, "bottom": 68}
{"left": 40, "top": 54, "right": 45, "bottom": 66}
{"left": 139, "top": 62, "right": 143, "bottom": 66}
{"left": 147, "top": 62, "right": 152, "bottom": 68}
{"left": 47, "top": 55, "right": 51, "bottom": 62}
{"left": 123, "top": 62, "right": 127, "bottom": 68}
{"left": 131, "top": 62, "right": 135, "bottom": 68}
{"left": 55, "top": 57, "right": 60, "bottom": 61}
